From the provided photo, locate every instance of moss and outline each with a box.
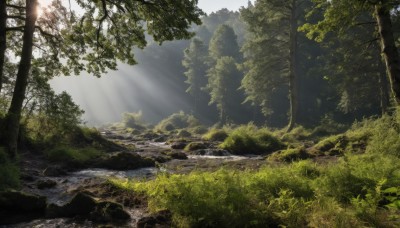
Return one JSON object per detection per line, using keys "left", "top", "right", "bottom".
{"left": 219, "top": 124, "right": 284, "bottom": 155}
{"left": 184, "top": 142, "right": 207, "bottom": 151}
{"left": 202, "top": 128, "right": 228, "bottom": 142}
{"left": 45, "top": 146, "right": 104, "bottom": 166}
{"left": 269, "top": 147, "right": 313, "bottom": 162}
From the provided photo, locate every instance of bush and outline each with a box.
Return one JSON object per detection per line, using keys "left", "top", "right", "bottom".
{"left": 121, "top": 111, "right": 146, "bottom": 130}
{"left": 155, "top": 111, "right": 200, "bottom": 132}
{"left": 219, "top": 124, "right": 284, "bottom": 155}
{"left": 202, "top": 128, "right": 228, "bottom": 142}
{"left": 0, "top": 148, "right": 20, "bottom": 191}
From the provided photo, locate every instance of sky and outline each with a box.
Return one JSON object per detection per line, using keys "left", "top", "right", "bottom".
{"left": 198, "top": 0, "right": 251, "bottom": 14}
{"left": 50, "top": 0, "right": 253, "bottom": 125}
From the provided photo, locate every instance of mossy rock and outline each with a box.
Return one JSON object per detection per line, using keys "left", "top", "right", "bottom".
{"left": 94, "top": 152, "right": 155, "bottom": 170}
{"left": 184, "top": 142, "right": 208, "bottom": 151}
{"left": 312, "top": 135, "right": 348, "bottom": 156}
{"left": 90, "top": 201, "right": 130, "bottom": 223}
{"left": 0, "top": 191, "right": 47, "bottom": 224}
{"left": 46, "top": 192, "right": 97, "bottom": 218}
{"left": 36, "top": 179, "right": 57, "bottom": 189}
{"left": 269, "top": 147, "right": 313, "bottom": 162}
{"left": 177, "top": 129, "right": 192, "bottom": 138}
{"left": 166, "top": 151, "right": 188, "bottom": 160}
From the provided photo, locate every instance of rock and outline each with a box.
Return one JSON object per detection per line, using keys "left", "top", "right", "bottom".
{"left": 137, "top": 210, "right": 172, "bottom": 228}
{"left": 36, "top": 179, "right": 57, "bottom": 189}
{"left": 191, "top": 149, "right": 231, "bottom": 156}
{"left": 46, "top": 192, "right": 97, "bottom": 218}
{"left": 167, "top": 151, "right": 188, "bottom": 160}
{"left": 94, "top": 152, "right": 155, "bottom": 170}
{"left": 0, "top": 190, "right": 47, "bottom": 224}
{"left": 176, "top": 129, "right": 191, "bottom": 137}
{"left": 90, "top": 201, "right": 130, "bottom": 223}
{"left": 43, "top": 166, "right": 67, "bottom": 177}
{"left": 154, "top": 135, "right": 168, "bottom": 142}
{"left": 46, "top": 193, "right": 130, "bottom": 224}
{"left": 171, "top": 142, "right": 187, "bottom": 149}
{"left": 184, "top": 142, "right": 208, "bottom": 151}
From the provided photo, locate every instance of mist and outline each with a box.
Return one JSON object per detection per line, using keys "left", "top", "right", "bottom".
{"left": 50, "top": 41, "right": 193, "bottom": 126}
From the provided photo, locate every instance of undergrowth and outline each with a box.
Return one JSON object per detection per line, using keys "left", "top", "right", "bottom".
{"left": 111, "top": 154, "right": 400, "bottom": 227}
{"left": 0, "top": 148, "right": 20, "bottom": 191}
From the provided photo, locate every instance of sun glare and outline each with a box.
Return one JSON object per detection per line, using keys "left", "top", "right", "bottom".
{"left": 37, "top": 0, "right": 52, "bottom": 17}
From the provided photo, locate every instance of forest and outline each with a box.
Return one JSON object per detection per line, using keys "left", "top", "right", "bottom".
{"left": 0, "top": 0, "right": 400, "bottom": 227}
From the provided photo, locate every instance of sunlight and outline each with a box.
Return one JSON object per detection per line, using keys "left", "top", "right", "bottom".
{"left": 37, "top": 0, "right": 52, "bottom": 17}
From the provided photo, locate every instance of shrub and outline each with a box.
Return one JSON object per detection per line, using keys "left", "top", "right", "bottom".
{"left": 121, "top": 111, "right": 146, "bottom": 130}
{"left": 0, "top": 148, "right": 20, "bottom": 191}
{"left": 202, "top": 128, "right": 228, "bottom": 142}
{"left": 219, "top": 124, "right": 284, "bottom": 155}
{"left": 155, "top": 111, "right": 200, "bottom": 132}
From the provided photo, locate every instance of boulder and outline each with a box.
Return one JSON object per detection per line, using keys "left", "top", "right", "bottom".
{"left": 36, "top": 179, "right": 57, "bottom": 189}
{"left": 171, "top": 142, "right": 187, "bottom": 150}
{"left": 184, "top": 142, "right": 208, "bottom": 151}
{"left": 137, "top": 210, "right": 171, "bottom": 228}
{"left": 94, "top": 152, "right": 155, "bottom": 170}
{"left": 43, "top": 166, "right": 67, "bottom": 177}
{"left": 167, "top": 151, "right": 188, "bottom": 160}
{"left": 46, "top": 192, "right": 97, "bottom": 218}
{"left": 0, "top": 190, "right": 47, "bottom": 224}
{"left": 90, "top": 201, "right": 130, "bottom": 223}
{"left": 46, "top": 192, "right": 130, "bottom": 224}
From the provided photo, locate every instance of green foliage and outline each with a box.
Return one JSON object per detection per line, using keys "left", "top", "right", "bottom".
{"left": 269, "top": 147, "right": 313, "bottom": 162}
{"left": 219, "top": 124, "right": 284, "bottom": 155}
{"left": 111, "top": 153, "right": 400, "bottom": 227}
{"left": 184, "top": 142, "right": 207, "bottom": 152}
{"left": 202, "top": 128, "right": 228, "bottom": 141}
{"left": 0, "top": 148, "right": 20, "bottom": 191}
{"left": 121, "top": 111, "right": 146, "bottom": 130}
{"left": 45, "top": 146, "right": 104, "bottom": 165}
{"left": 155, "top": 111, "right": 200, "bottom": 132}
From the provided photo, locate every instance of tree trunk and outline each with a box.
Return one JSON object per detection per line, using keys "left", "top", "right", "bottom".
{"left": 375, "top": 4, "right": 400, "bottom": 105}
{"left": 3, "top": 0, "right": 38, "bottom": 158}
{"left": 287, "top": 0, "right": 299, "bottom": 132}
{"left": 0, "top": 0, "right": 7, "bottom": 93}
{"left": 378, "top": 60, "right": 390, "bottom": 115}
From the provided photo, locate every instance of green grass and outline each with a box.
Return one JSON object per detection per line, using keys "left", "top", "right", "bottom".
{"left": 202, "top": 128, "right": 228, "bottom": 141}
{"left": 45, "top": 146, "right": 104, "bottom": 165}
{"left": 219, "top": 124, "right": 284, "bottom": 155}
{"left": 110, "top": 153, "right": 400, "bottom": 227}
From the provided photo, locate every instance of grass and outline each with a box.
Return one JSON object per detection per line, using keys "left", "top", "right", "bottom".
{"left": 155, "top": 111, "right": 200, "bottom": 132}
{"left": 202, "top": 128, "right": 228, "bottom": 141}
{"left": 219, "top": 124, "right": 284, "bottom": 155}
{"left": 45, "top": 146, "right": 104, "bottom": 165}
{"left": 110, "top": 154, "right": 400, "bottom": 227}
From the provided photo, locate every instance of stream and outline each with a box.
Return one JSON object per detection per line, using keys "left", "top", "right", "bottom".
{"left": 5, "top": 131, "right": 265, "bottom": 227}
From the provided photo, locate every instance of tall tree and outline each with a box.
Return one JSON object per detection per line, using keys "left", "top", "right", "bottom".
{"left": 301, "top": 0, "right": 400, "bottom": 104}
{"left": 1, "top": 0, "right": 203, "bottom": 158}
{"left": 240, "top": 0, "right": 304, "bottom": 130}
{"left": 182, "top": 38, "right": 211, "bottom": 120}
{"left": 207, "top": 24, "right": 244, "bottom": 124}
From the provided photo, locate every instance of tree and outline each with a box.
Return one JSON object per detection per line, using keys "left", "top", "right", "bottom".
{"left": 1, "top": 0, "right": 203, "bottom": 158}
{"left": 206, "top": 56, "right": 243, "bottom": 123}
{"left": 301, "top": 0, "right": 400, "bottom": 105}
{"left": 207, "top": 24, "right": 245, "bottom": 124}
{"left": 182, "top": 38, "right": 211, "bottom": 120}
{"left": 240, "top": 0, "right": 304, "bottom": 130}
